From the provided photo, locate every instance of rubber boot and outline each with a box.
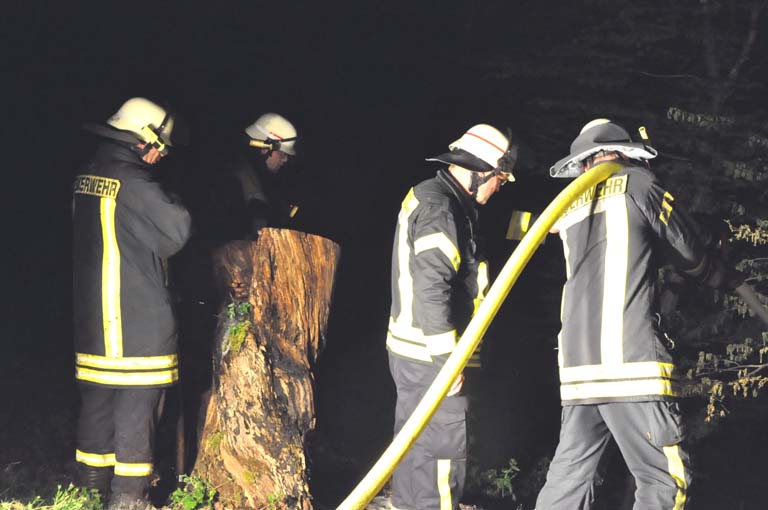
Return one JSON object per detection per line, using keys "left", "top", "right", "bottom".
{"left": 105, "top": 492, "right": 156, "bottom": 510}
{"left": 78, "top": 465, "right": 112, "bottom": 500}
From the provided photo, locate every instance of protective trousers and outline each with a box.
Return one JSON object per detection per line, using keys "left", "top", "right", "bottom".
{"left": 76, "top": 384, "right": 164, "bottom": 497}
{"left": 535, "top": 401, "right": 692, "bottom": 510}
{"left": 388, "top": 354, "right": 467, "bottom": 510}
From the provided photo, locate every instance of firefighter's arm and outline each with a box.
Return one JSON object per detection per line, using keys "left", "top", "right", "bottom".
{"left": 411, "top": 205, "right": 461, "bottom": 366}
{"left": 133, "top": 175, "right": 193, "bottom": 258}
{"left": 640, "top": 175, "right": 743, "bottom": 290}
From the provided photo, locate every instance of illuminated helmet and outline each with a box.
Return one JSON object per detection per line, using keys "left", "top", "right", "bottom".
{"left": 550, "top": 118, "right": 658, "bottom": 178}
{"left": 244, "top": 113, "right": 298, "bottom": 156}
{"left": 426, "top": 124, "right": 516, "bottom": 182}
{"left": 106, "top": 97, "right": 176, "bottom": 154}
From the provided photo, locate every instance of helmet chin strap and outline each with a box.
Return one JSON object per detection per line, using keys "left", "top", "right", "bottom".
{"left": 469, "top": 172, "right": 482, "bottom": 198}
{"left": 469, "top": 170, "right": 499, "bottom": 198}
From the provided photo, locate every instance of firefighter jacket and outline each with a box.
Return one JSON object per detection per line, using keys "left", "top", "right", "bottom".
{"left": 72, "top": 142, "right": 192, "bottom": 389}
{"left": 553, "top": 163, "right": 709, "bottom": 405}
{"left": 207, "top": 154, "right": 293, "bottom": 241}
{"left": 386, "top": 169, "right": 489, "bottom": 369}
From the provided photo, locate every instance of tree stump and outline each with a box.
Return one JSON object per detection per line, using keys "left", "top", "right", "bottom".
{"left": 193, "top": 229, "right": 340, "bottom": 509}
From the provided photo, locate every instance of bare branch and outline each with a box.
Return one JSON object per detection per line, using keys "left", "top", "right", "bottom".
{"left": 726, "top": 1, "right": 767, "bottom": 82}
{"left": 695, "top": 364, "right": 768, "bottom": 378}
{"left": 635, "top": 71, "right": 707, "bottom": 82}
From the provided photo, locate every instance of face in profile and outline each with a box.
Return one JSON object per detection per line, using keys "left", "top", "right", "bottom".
{"left": 474, "top": 171, "right": 504, "bottom": 205}
{"left": 263, "top": 149, "right": 290, "bottom": 173}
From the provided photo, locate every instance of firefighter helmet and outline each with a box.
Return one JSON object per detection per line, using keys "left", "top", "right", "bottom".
{"left": 550, "top": 119, "right": 658, "bottom": 178}
{"left": 426, "top": 124, "right": 515, "bottom": 182}
{"left": 106, "top": 97, "right": 176, "bottom": 154}
{"left": 245, "top": 113, "right": 298, "bottom": 156}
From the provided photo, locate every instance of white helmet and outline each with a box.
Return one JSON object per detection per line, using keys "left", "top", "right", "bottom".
{"left": 244, "top": 113, "right": 298, "bottom": 156}
{"left": 549, "top": 118, "right": 658, "bottom": 178}
{"left": 426, "top": 124, "right": 515, "bottom": 181}
{"left": 106, "top": 97, "right": 175, "bottom": 153}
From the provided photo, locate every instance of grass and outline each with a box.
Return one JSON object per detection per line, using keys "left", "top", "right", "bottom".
{"left": 0, "top": 476, "right": 217, "bottom": 510}
{"left": 0, "top": 485, "right": 101, "bottom": 510}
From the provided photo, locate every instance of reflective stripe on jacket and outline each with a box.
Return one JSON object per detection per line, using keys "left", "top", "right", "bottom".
{"left": 554, "top": 164, "right": 708, "bottom": 404}
{"left": 387, "top": 169, "right": 488, "bottom": 367}
{"left": 72, "top": 142, "right": 192, "bottom": 388}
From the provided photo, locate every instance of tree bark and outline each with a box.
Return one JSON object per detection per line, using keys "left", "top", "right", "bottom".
{"left": 193, "top": 228, "right": 340, "bottom": 510}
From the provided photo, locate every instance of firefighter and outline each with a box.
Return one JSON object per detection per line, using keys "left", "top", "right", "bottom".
{"left": 73, "top": 97, "right": 192, "bottom": 510}
{"left": 386, "top": 124, "right": 517, "bottom": 510}
{"left": 534, "top": 119, "right": 743, "bottom": 510}
{"left": 208, "top": 113, "right": 299, "bottom": 241}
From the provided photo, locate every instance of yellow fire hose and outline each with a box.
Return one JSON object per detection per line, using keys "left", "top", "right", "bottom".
{"left": 337, "top": 162, "right": 624, "bottom": 510}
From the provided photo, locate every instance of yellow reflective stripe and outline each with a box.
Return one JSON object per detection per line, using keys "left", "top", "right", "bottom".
{"left": 506, "top": 210, "right": 533, "bottom": 240}
{"left": 425, "top": 330, "right": 458, "bottom": 355}
{"left": 395, "top": 188, "right": 419, "bottom": 327}
{"left": 75, "top": 367, "right": 179, "bottom": 386}
{"left": 76, "top": 353, "right": 178, "bottom": 370}
{"left": 560, "top": 378, "right": 678, "bottom": 401}
{"left": 414, "top": 233, "right": 461, "bottom": 272}
{"left": 100, "top": 197, "right": 122, "bottom": 357}
{"left": 663, "top": 445, "right": 688, "bottom": 510}
{"left": 601, "top": 194, "right": 628, "bottom": 365}
{"left": 114, "top": 461, "right": 153, "bottom": 477}
{"left": 467, "top": 349, "right": 482, "bottom": 368}
{"left": 437, "top": 459, "right": 452, "bottom": 510}
{"left": 401, "top": 187, "right": 419, "bottom": 216}
{"left": 386, "top": 334, "right": 432, "bottom": 363}
{"left": 388, "top": 319, "right": 457, "bottom": 354}
{"left": 520, "top": 211, "right": 531, "bottom": 232}
{"left": 683, "top": 253, "right": 708, "bottom": 278}
{"left": 473, "top": 261, "right": 489, "bottom": 314}
{"left": 660, "top": 191, "right": 675, "bottom": 226}
{"left": 560, "top": 361, "right": 675, "bottom": 383}
{"left": 76, "top": 449, "right": 116, "bottom": 467}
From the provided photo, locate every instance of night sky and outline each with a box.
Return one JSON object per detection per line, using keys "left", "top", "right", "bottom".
{"left": 6, "top": 1, "right": 584, "bottom": 347}
{"left": 5, "top": 5, "right": 575, "bottom": 367}
{"left": 4, "top": 2, "right": 768, "bottom": 508}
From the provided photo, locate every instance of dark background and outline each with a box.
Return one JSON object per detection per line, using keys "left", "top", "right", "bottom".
{"left": 3, "top": 2, "right": 768, "bottom": 509}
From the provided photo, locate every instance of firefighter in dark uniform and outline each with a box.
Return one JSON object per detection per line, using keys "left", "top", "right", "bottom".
{"left": 535, "top": 119, "right": 743, "bottom": 510}
{"left": 207, "top": 113, "right": 298, "bottom": 241}
{"left": 72, "top": 97, "right": 192, "bottom": 510}
{"left": 387, "top": 124, "right": 517, "bottom": 510}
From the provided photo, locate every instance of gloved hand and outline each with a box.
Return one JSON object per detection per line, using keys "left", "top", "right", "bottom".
{"left": 704, "top": 253, "right": 746, "bottom": 291}
{"left": 447, "top": 372, "right": 465, "bottom": 396}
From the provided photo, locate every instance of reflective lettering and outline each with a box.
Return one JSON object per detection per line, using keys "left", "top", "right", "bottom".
{"left": 74, "top": 175, "right": 121, "bottom": 199}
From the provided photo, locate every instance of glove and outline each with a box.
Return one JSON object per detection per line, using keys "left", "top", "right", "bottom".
{"left": 703, "top": 254, "right": 746, "bottom": 291}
